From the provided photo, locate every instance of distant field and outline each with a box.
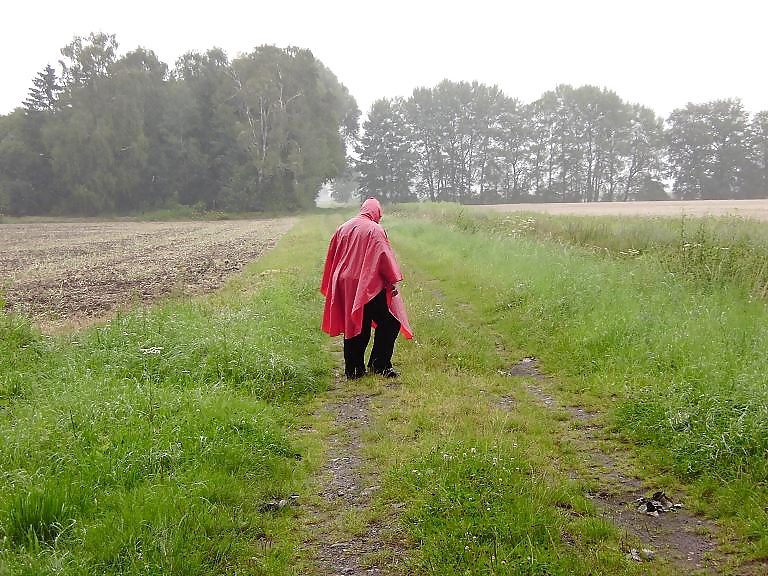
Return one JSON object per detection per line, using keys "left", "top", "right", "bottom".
{"left": 473, "top": 199, "right": 768, "bottom": 219}
{"left": 0, "top": 219, "right": 294, "bottom": 328}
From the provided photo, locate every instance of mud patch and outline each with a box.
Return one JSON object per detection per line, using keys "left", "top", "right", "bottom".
{"left": 592, "top": 489, "right": 719, "bottom": 573}
{"left": 497, "top": 395, "right": 517, "bottom": 411}
{"left": 504, "top": 356, "right": 544, "bottom": 379}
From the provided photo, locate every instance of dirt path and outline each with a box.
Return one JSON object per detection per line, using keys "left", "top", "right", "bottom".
{"left": 502, "top": 356, "right": 724, "bottom": 574}
{"left": 301, "top": 344, "right": 406, "bottom": 575}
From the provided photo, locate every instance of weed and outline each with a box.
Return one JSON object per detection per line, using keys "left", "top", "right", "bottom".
{"left": 387, "top": 211, "right": 768, "bottom": 561}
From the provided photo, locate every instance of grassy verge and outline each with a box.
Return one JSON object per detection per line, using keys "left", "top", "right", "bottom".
{"left": 0, "top": 219, "right": 333, "bottom": 575}
{"left": 397, "top": 202, "right": 768, "bottom": 299}
{"left": 348, "top": 239, "right": 651, "bottom": 574}
{"left": 381, "top": 212, "right": 768, "bottom": 565}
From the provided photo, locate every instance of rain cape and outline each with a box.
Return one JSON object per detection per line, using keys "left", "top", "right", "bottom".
{"left": 321, "top": 198, "right": 413, "bottom": 340}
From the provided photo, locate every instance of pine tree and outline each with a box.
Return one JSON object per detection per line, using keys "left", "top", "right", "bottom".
{"left": 24, "top": 65, "right": 62, "bottom": 112}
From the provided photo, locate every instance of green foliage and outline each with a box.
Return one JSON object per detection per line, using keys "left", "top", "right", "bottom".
{"left": 359, "top": 81, "right": 671, "bottom": 203}
{"left": 0, "top": 222, "right": 333, "bottom": 574}
{"left": 667, "top": 99, "right": 757, "bottom": 199}
{"left": 23, "top": 64, "right": 62, "bottom": 113}
{"left": 357, "top": 83, "right": 768, "bottom": 204}
{"left": 0, "top": 35, "right": 359, "bottom": 217}
{"left": 391, "top": 444, "right": 628, "bottom": 575}
{"left": 401, "top": 204, "right": 768, "bottom": 299}
{"left": 356, "top": 98, "right": 417, "bottom": 203}
{"left": 328, "top": 166, "right": 360, "bottom": 204}
{"left": 2, "top": 484, "right": 79, "bottom": 548}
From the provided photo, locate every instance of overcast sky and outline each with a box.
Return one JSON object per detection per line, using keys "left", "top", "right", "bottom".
{"left": 3, "top": 0, "right": 767, "bottom": 120}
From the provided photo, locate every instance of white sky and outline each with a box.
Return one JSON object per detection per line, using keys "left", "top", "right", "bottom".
{"left": 2, "top": 0, "right": 767, "bottom": 120}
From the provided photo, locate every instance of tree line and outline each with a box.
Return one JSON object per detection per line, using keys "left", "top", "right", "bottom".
{"left": 3, "top": 36, "right": 768, "bottom": 215}
{"left": 354, "top": 81, "right": 768, "bottom": 204}
{"left": 0, "top": 33, "right": 359, "bottom": 216}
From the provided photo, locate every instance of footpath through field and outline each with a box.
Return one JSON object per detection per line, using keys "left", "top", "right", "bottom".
{"left": 296, "top": 212, "right": 768, "bottom": 575}
{"left": 2, "top": 213, "right": 766, "bottom": 575}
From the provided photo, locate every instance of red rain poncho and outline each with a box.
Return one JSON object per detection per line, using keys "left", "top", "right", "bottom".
{"left": 321, "top": 198, "right": 413, "bottom": 340}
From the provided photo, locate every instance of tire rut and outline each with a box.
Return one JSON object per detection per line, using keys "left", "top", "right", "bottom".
{"left": 301, "top": 350, "right": 405, "bottom": 575}
{"left": 501, "top": 356, "right": 724, "bottom": 574}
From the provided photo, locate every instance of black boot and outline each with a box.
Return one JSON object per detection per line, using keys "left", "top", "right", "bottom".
{"left": 368, "top": 360, "right": 399, "bottom": 378}
{"left": 345, "top": 366, "right": 366, "bottom": 380}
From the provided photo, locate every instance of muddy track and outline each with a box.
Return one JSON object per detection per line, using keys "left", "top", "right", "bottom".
{"left": 502, "top": 356, "right": 725, "bottom": 574}
{"left": 301, "top": 347, "right": 406, "bottom": 575}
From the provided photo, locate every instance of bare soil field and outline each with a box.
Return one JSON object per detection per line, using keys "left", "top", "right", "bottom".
{"left": 473, "top": 199, "right": 768, "bottom": 220}
{"left": 0, "top": 218, "right": 294, "bottom": 330}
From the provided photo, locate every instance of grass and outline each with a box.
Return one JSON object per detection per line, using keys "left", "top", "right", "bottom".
{"left": 3, "top": 207, "right": 768, "bottom": 574}
{"left": 0, "top": 221, "right": 333, "bottom": 575}
{"left": 383, "top": 209, "right": 768, "bottom": 564}
{"left": 349, "top": 252, "right": 653, "bottom": 575}
{"left": 396, "top": 202, "right": 768, "bottom": 299}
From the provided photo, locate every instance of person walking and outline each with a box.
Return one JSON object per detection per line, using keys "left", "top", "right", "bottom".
{"left": 321, "top": 197, "right": 412, "bottom": 379}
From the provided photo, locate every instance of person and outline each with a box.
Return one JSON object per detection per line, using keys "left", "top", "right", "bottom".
{"left": 321, "top": 197, "right": 412, "bottom": 379}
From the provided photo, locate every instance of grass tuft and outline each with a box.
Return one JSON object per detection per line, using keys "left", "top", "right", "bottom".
{"left": 1, "top": 485, "right": 78, "bottom": 549}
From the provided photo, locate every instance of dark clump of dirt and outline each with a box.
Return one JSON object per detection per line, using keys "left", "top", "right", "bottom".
{"left": 504, "top": 356, "right": 545, "bottom": 379}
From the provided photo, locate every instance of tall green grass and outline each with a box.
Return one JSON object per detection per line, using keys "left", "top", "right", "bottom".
{"left": 387, "top": 213, "right": 768, "bottom": 557}
{"left": 0, "top": 220, "right": 334, "bottom": 575}
{"left": 361, "top": 249, "right": 650, "bottom": 574}
{"left": 390, "top": 442, "right": 637, "bottom": 575}
{"left": 398, "top": 203, "right": 768, "bottom": 299}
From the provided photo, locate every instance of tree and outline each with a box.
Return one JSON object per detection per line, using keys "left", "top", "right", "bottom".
{"left": 404, "top": 87, "right": 443, "bottom": 201}
{"left": 171, "top": 47, "right": 239, "bottom": 209}
{"left": 0, "top": 109, "right": 55, "bottom": 214}
{"left": 24, "top": 65, "right": 62, "bottom": 113}
{"left": 495, "top": 98, "right": 531, "bottom": 202}
{"left": 622, "top": 105, "right": 666, "bottom": 201}
{"left": 227, "top": 45, "right": 355, "bottom": 210}
{"left": 58, "top": 32, "right": 118, "bottom": 90}
{"left": 329, "top": 165, "right": 360, "bottom": 204}
{"left": 667, "top": 100, "right": 753, "bottom": 199}
{"left": 2, "top": 34, "right": 359, "bottom": 215}
{"left": 357, "top": 98, "right": 416, "bottom": 203}
{"left": 750, "top": 111, "right": 768, "bottom": 197}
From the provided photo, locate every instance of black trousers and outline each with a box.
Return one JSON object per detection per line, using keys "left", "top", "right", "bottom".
{"left": 343, "top": 289, "right": 401, "bottom": 377}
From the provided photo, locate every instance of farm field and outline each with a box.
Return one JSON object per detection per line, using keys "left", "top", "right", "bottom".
{"left": 0, "top": 219, "right": 294, "bottom": 329}
{"left": 474, "top": 198, "right": 768, "bottom": 220}
{"left": 2, "top": 210, "right": 768, "bottom": 575}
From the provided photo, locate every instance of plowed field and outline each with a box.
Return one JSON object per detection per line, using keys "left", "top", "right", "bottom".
{"left": 1, "top": 219, "right": 294, "bottom": 329}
